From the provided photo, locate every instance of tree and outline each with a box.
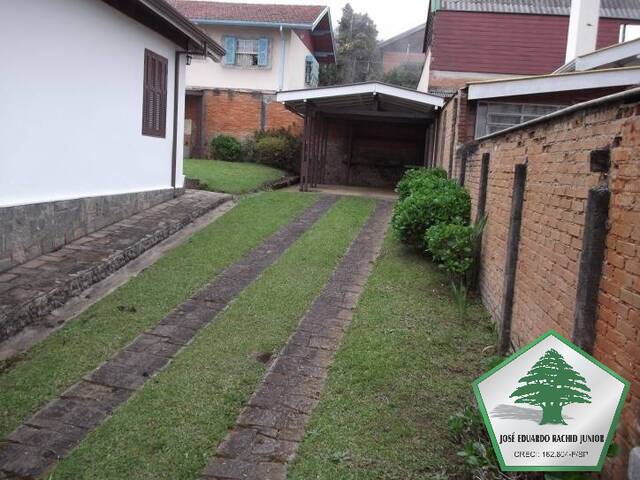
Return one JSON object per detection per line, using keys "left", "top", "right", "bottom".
{"left": 320, "top": 3, "right": 382, "bottom": 85}
{"left": 383, "top": 62, "right": 423, "bottom": 89}
{"left": 510, "top": 349, "right": 591, "bottom": 425}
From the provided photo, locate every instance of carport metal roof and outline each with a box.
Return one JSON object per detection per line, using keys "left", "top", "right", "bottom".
{"left": 277, "top": 82, "right": 444, "bottom": 119}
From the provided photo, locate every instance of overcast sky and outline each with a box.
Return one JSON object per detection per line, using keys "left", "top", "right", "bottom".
{"left": 218, "top": 0, "right": 430, "bottom": 40}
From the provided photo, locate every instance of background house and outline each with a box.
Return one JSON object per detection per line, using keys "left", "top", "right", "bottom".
{"left": 0, "top": 0, "right": 223, "bottom": 273}
{"left": 379, "top": 24, "right": 426, "bottom": 74}
{"left": 417, "top": 0, "right": 640, "bottom": 94}
{"left": 171, "top": 0, "right": 336, "bottom": 157}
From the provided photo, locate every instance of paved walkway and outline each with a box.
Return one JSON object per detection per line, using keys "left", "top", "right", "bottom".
{"left": 200, "top": 201, "right": 393, "bottom": 480}
{"left": 0, "top": 191, "right": 231, "bottom": 344}
{"left": 0, "top": 196, "right": 338, "bottom": 479}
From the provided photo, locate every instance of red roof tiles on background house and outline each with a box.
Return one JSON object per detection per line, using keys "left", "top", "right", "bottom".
{"left": 171, "top": 1, "right": 327, "bottom": 26}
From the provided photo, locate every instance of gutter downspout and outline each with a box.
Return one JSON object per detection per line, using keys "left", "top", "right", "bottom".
{"left": 278, "top": 26, "right": 286, "bottom": 91}
{"left": 172, "top": 48, "right": 200, "bottom": 191}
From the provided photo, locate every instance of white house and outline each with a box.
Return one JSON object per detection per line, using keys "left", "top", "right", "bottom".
{"left": 0, "top": 0, "right": 224, "bottom": 271}
{"left": 171, "top": 1, "right": 336, "bottom": 154}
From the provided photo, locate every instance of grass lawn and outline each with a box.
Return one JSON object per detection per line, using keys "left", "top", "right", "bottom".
{"left": 52, "top": 197, "right": 376, "bottom": 479}
{"left": 0, "top": 192, "right": 318, "bottom": 438}
{"left": 184, "top": 159, "right": 288, "bottom": 194}
{"left": 288, "top": 234, "right": 497, "bottom": 480}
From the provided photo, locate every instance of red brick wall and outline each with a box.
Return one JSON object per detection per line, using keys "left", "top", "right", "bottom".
{"left": 198, "top": 89, "right": 302, "bottom": 147}
{"left": 464, "top": 94, "right": 640, "bottom": 478}
{"left": 266, "top": 100, "right": 302, "bottom": 135}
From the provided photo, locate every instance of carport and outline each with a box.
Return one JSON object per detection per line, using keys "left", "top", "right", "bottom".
{"left": 276, "top": 82, "right": 444, "bottom": 191}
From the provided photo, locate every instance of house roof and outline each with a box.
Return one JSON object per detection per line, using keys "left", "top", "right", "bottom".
{"left": 171, "top": 1, "right": 328, "bottom": 28}
{"left": 555, "top": 36, "right": 640, "bottom": 73}
{"left": 466, "top": 66, "right": 640, "bottom": 100}
{"left": 171, "top": 1, "right": 335, "bottom": 62}
{"left": 103, "top": 0, "right": 225, "bottom": 59}
{"left": 434, "top": 0, "right": 640, "bottom": 20}
{"left": 379, "top": 24, "right": 426, "bottom": 49}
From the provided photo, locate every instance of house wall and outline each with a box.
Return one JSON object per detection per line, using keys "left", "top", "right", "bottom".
{"left": 0, "top": 0, "right": 187, "bottom": 271}
{"left": 463, "top": 94, "right": 640, "bottom": 479}
{"left": 186, "top": 27, "right": 313, "bottom": 91}
{"left": 0, "top": 0, "right": 185, "bottom": 208}
{"left": 382, "top": 52, "right": 426, "bottom": 74}
{"left": 429, "top": 11, "right": 640, "bottom": 77}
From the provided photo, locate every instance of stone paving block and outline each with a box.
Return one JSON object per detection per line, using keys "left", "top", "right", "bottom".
{"left": 109, "top": 350, "right": 170, "bottom": 377}
{"left": 0, "top": 442, "right": 55, "bottom": 479}
{"left": 7, "top": 425, "right": 76, "bottom": 457}
{"left": 31, "top": 398, "right": 107, "bottom": 430}
{"left": 202, "top": 458, "right": 286, "bottom": 480}
{"left": 148, "top": 324, "right": 198, "bottom": 345}
{"left": 308, "top": 335, "right": 337, "bottom": 351}
{"left": 85, "top": 362, "right": 146, "bottom": 391}
{"left": 217, "top": 428, "right": 258, "bottom": 459}
{"left": 125, "top": 333, "right": 183, "bottom": 358}
{"left": 238, "top": 407, "right": 279, "bottom": 429}
{"left": 60, "top": 381, "right": 131, "bottom": 412}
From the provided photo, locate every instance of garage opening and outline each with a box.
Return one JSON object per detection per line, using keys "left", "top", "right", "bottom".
{"left": 277, "top": 83, "right": 444, "bottom": 191}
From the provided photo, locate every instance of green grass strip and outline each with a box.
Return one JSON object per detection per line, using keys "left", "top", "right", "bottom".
{"left": 288, "top": 234, "right": 496, "bottom": 480}
{"left": 0, "top": 192, "right": 318, "bottom": 438}
{"left": 52, "top": 197, "right": 376, "bottom": 480}
{"left": 184, "top": 159, "right": 287, "bottom": 194}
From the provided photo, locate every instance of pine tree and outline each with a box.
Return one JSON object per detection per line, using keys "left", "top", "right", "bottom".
{"left": 510, "top": 349, "right": 591, "bottom": 425}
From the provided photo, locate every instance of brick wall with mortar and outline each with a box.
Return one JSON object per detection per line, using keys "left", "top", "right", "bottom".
{"left": 463, "top": 93, "right": 640, "bottom": 479}
{"left": 0, "top": 188, "right": 181, "bottom": 273}
{"left": 185, "top": 89, "right": 303, "bottom": 152}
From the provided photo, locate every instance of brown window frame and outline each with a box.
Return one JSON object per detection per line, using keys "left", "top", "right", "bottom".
{"left": 142, "top": 49, "right": 168, "bottom": 138}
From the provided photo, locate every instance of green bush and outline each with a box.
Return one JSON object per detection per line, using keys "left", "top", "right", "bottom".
{"left": 391, "top": 177, "right": 471, "bottom": 245}
{"left": 396, "top": 167, "right": 448, "bottom": 200}
{"left": 425, "top": 223, "right": 474, "bottom": 276}
{"left": 247, "top": 128, "right": 301, "bottom": 173}
{"left": 210, "top": 135, "right": 243, "bottom": 162}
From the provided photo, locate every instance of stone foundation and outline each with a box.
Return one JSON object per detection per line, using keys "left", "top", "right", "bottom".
{"left": 0, "top": 188, "right": 182, "bottom": 273}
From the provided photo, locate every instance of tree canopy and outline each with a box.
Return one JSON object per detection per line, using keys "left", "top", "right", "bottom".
{"left": 319, "top": 3, "right": 382, "bottom": 86}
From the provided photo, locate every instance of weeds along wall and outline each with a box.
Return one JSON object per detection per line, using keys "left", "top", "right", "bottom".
{"left": 463, "top": 90, "right": 640, "bottom": 480}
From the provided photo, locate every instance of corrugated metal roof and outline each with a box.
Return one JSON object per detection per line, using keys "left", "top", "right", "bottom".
{"left": 439, "top": 0, "right": 640, "bottom": 20}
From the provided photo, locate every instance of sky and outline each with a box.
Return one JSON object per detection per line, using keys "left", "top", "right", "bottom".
{"left": 217, "top": 0, "right": 430, "bottom": 40}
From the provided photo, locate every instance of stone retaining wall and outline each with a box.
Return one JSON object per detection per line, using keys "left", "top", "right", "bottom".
{"left": 0, "top": 188, "right": 182, "bottom": 273}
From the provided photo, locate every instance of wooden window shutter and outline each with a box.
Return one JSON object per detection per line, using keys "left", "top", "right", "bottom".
{"left": 223, "top": 36, "right": 237, "bottom": 65}
{"left": 257, "top": 38, "right": 270, "bottom": 66}
{"left": 142, "top": 49, "right": 168, "bottom": 137}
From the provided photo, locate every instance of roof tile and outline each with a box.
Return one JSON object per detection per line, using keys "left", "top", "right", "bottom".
{"left": 171, "top": 1, "right": 327, "bottom": 26}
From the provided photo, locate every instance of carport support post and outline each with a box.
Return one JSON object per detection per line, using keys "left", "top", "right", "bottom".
{"left": 572, "top": 186, "right": 610, "bottom": 353}
{"left": 499, "top": 163, "right": 527, "bottom": 355}
{"left": 300, "top": 102, "right": 312, "bottom": 192}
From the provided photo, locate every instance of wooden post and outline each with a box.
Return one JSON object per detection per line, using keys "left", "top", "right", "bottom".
{"left": 319, "top": 118, "right": 329, "bottom": 186}
{"left": 300, "top": 103, "right": 311, "bottom": 192}
{"left": 345, "top": 124, "right": 354, "bottom": 185}
{"left": 423, "top": 124, "right": 431, "bottom": 167}
{"left": 476, "top": 153, "right": 490, "bottom": 222}
{"left": 572, "top": 186, "right": 610, "bottom": 353}
{"left": 499, "top": 163, "right": 527, "bottom": 355}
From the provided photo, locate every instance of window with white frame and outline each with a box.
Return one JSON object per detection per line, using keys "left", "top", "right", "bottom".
{"left": 475, "top": 102, "right": 566, "bottom": 138}
{"left": 304, "top": 55, "right": 319, "bottom": 87}
{"left": 619, "top": 24, "right": 640, "bottom": 43}
{"left": 222, "top": 36, "right": 270, "bottom": 68}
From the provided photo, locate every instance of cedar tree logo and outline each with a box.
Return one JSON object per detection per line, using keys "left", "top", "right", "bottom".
{"left": 510, "top": 348, "right": 592, "bottom": 425}
{"left": 473, "top": 331, "right": 629, "bottom": 472}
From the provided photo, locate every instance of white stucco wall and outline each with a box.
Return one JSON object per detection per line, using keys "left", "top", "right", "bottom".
{"left": 0, "top": 0, "right": 186, "bottom": 208}
{"left": 186, "top": 26, "right": 313, "bottom": 92}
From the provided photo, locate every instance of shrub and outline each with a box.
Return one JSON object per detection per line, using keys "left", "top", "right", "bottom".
{"left": 210, "top": 135, "right": 243, "bottom": 162}
{"left": 248, "top": 128, "right": 301, "bottom": 173}
{"left": 392, "top": 177, "right": 471, "bottom": 245}
{"left": 425, "top": 223, "right": 474, "bottom": 276}
{"left": 396, "top": 167, "right": 448, "bottom": 200}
